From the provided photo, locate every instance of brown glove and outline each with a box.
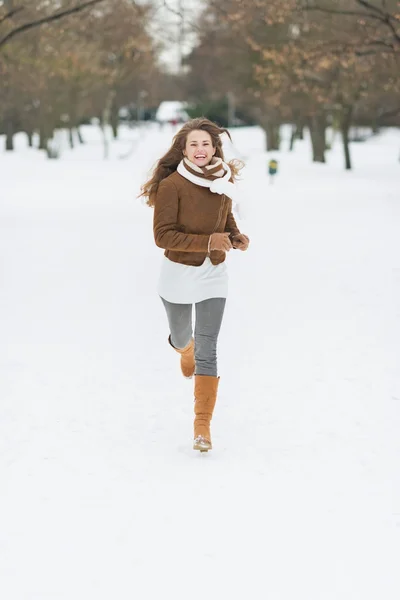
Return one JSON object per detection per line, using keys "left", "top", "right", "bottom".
{"left": 208, "top": 232, "right": 233, "bottom": 252}
{"left": 232, "top": 234, "right": 250, "bottom": 251}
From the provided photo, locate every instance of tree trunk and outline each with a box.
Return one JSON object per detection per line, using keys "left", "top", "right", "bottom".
{"left": 39, "top": 127, "right": 48, "bottom": 150}
{"left": 101, "top": 90, "right": 116, "bottom": 159}
{"left": 26, "top": 129, "right": 33, "bottom": 147}
{"left": 5, "top": 117, "right": 15, "bottom": 151}
{"left": 308, "top": 114, "right": 326, "bottom": 163}
{"left": 110, "top": 103, "right": 119, "bottom": 139}
{"left": 289, "top": 125, "right": 297, "bottom": 151}
{"left": 340, "top": 106, "right": 353, "bottom": 170}
{"left": 290, "top": 120, "right": 306, "bottom": 151}
{"left": 266, "top": 123, "right": 280, "bottom": 151}
{"left": 76, "top": 127, "right": 84, "bottom": 144}
{"left": 4, "top": 110, "right": 17, "bottom": 151}
{"left": 68, "top": 127, "right": 75, "bottom": 149}
{"left": 39, "top": 123, "right": 52, "bottom": 151}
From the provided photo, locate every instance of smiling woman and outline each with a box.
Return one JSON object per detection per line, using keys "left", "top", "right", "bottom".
{"left": 139, "top": 117, "right": 250, "bottom": 453}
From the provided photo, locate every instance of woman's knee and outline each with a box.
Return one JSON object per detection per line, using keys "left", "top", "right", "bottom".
{"left": 161, "top": 298, "right": 192, "bottom": 349}
{"left": 171, "top": 326, "right": 192, "bottom": 350}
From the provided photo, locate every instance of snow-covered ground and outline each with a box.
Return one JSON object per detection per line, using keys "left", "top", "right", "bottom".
{"left": 1, "top": 124, "right": 399, "bottom": 600}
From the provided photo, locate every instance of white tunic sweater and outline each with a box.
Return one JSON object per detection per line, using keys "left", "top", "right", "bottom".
{"left": 158, "top": 255, "right": 228, "bottom": 304}
{"left": 157, "top": 157, "right": 238, "bottom": 305}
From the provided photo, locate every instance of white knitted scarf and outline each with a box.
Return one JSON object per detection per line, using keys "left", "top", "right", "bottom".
{"left": 177, "top": 157, "right": 242, "bottom": 207}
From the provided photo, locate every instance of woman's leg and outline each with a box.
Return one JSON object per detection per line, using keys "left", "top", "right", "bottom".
{"left": 161, "top": 298, "right": 195, "bottom": 378}
{"left": 192, "top": 298, "right": 226, "bottom": 450}
{"left": 161, "top": 297, "right": 193, "bottom": 349}
{"left": 194, "top": 298, "right": 226, "bottom": 377}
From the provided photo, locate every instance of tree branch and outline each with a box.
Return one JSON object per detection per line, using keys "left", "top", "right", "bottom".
{"left": 0, "top": 0, "right": 106, "bottom": 50}
{"left": 303, "top": 6, "right": 387, "bottom": 22}
{"left": 158, "top": 0, "right": 202, "bottom": 33}
{"left": 304, "top": 1, "right": 400, "bottom": 45}
{"left": 356, "top": 0, "right": 389, "bottom": 18}
{"left": 378, "top": 106, "right": 400, "bottom": 121}
{"left": 383, "top": 14, "right": 400, "bottom": 44}
{"left": 0, "top": 6, "right": 24, "bottom": 26}
{"left": 305, "top": 38, "right": 396, "bottom": 58}
{"left": 161, "top": 0, "right": 183, "bottom": 20}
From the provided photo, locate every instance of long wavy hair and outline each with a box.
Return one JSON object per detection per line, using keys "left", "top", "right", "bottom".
{"left": 139, "top": 117, "right": 244, "bottom": 207}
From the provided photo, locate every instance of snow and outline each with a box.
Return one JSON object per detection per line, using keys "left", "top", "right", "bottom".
{"left": 1, "top": 123, "right": 399, "bottom": 600}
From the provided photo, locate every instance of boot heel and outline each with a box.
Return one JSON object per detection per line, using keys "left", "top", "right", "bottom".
{"left": 193, "top": 435, "right": 212, "bottom": 452}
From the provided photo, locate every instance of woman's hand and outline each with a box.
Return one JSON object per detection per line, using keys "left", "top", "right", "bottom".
{"left": 209, "top": 232, "right": 233, "bottom": 252}
{"left": 232, "top": 234, "right": 250, "bottom": 251}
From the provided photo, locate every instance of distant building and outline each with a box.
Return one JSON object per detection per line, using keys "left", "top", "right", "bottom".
{"left": 155, "top": 101, "right": 190, "bottom": 125}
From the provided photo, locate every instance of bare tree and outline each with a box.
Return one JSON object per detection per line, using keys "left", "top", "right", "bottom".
{"left": 304, "top": 0, "right": 400, "bottom": 53}
{"left": 0, "top": 0, "right": 106, "bottom": 50}
{"left": 185, "top": 0, "right": 400, "bottom": 168}
{"left": 0, "top": 1, "right": 159, "bottom": 155}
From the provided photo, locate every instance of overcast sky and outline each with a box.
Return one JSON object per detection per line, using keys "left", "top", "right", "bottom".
{"left": 149, "top": 0, "right": 204, "bottom": 72}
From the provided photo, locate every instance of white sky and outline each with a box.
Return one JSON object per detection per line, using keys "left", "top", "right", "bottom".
{"left": 148, "top": 0, "right": 204, "bottom": 72}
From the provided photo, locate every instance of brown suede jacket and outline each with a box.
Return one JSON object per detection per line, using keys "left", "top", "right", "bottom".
{"left": 153, "top": 171, "right": 241, "bottom": 266}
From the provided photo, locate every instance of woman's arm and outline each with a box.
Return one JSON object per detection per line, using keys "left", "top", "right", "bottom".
{"left": 224, "top": 199, "right": 250, "bottom": 251}
{"left": 153, "top": 179, "right": 209, "bottom": 252}
{"left": 224, "top": 199, "right": 241, "bottom": 240}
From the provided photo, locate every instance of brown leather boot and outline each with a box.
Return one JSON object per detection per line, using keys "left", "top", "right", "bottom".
{"left": 193, "top": 375, "right": 219, "bottom": 452}
{"left": 168, "top": 336, "right": 195, "bottom": 379}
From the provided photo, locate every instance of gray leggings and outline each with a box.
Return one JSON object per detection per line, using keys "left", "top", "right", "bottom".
{"left": 161, "top": 297, "right": 226, "bottom": 377}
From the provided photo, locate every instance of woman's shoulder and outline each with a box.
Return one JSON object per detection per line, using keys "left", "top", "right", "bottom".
{"left": 158, "top": 171, "right": 181, "bottom": 190}
{"left": 155, "top": 172, "right": 182, "bottom": 205}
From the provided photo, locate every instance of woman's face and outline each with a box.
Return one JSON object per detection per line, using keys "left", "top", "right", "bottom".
{"left": 183, "top": 130, "right": 216, "bottom": 167}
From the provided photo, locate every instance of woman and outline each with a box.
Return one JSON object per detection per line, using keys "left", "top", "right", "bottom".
{"left": 140, "top": 118, "right": 249, "bottom": 452}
